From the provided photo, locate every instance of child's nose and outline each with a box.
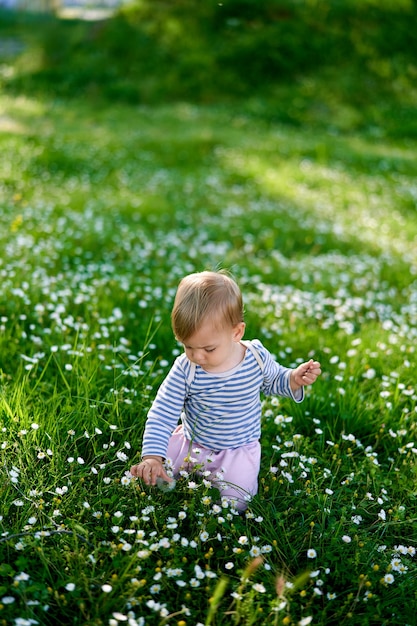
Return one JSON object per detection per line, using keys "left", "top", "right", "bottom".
{"left": 192, "top": 349, "right": 205, "bottom": 362}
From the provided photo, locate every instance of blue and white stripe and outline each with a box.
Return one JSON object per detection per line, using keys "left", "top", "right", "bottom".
{"left": 141, "top": 339, "right": 303, "bottom": 457}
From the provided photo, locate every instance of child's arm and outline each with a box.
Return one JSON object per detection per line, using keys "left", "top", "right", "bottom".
{"left": 290, "top": 359, "right": 321, "bottom": 392}
{"left": 130, "top": 455, "right": 173, "bottom": 486}
{"left": 130, "top": 357, "right": 189, "bottom": 486}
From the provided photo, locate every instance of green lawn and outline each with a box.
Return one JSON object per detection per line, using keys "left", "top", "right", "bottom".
{"left": 1, "top": 6, "right": 417, "bottom": 626}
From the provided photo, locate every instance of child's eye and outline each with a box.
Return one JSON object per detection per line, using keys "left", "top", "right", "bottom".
{"left": 205, "top": 348, "right": 216, "bottom": 353}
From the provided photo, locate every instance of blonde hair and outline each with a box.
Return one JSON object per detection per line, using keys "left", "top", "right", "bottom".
{"left": 171, "top": 270, "right": 244, "bottom": 342}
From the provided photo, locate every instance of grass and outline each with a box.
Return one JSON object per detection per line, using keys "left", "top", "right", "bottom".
{"left": 1, "top": 6, "right": 417, "bottom": 626}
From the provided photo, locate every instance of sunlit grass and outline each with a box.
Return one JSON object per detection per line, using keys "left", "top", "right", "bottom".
{"left": 1, "top": 65, "right": 417, "bottom": 626}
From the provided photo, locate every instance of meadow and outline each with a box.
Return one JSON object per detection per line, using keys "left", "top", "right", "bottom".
{"left": 1, "top": 3, "right": 417, "bottom": 625}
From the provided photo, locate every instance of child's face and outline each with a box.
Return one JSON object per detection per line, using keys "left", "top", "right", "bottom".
{"left": 182, "top": 319, "right": 245, "bottom": 372}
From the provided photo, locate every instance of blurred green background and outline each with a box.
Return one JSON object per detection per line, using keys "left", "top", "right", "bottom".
{"left": 1, "top": 0, "right": 416, "bottom": 137}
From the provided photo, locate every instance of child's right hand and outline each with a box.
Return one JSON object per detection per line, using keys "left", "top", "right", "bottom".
{"left": 130, "top": 456, "right": 173, "bottom": 486}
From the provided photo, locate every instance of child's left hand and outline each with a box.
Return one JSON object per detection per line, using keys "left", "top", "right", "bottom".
{"left": 291, "top": 359, "right": 321, "bottom": 390}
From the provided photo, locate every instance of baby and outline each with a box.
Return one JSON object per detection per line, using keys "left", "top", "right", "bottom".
{"left": 131, "top": 270, "right": 321, "bottom": 510}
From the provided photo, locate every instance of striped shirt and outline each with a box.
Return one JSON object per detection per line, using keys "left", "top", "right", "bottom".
{"left": 141, "top": 339, "right": 304, "bottom": 457}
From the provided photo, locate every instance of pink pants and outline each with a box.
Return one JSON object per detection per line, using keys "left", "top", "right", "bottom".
{"left": 166, "top": 425, "right": 261, "bottom": 511}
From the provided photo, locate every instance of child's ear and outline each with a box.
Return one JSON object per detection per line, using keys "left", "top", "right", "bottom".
{"left": 233, "top": 322, "right": 246, "bottom": 341}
